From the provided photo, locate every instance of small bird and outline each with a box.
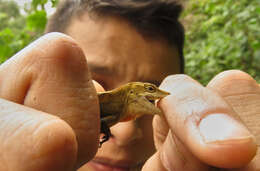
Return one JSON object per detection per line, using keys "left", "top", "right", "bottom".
{"left": 98, "top": 82, "right": 170, "bottom": 146}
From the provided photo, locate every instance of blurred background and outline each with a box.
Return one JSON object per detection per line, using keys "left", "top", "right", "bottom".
{"left": 0, "top": 0, "right": 259, "bottom": 85}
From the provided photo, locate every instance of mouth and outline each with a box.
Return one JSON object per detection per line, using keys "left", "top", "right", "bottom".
{"left": 89, "top": 161, "right": 129, "bottom": 171}
{"left": 145, "top": 91, "right": 170, "bottom": 105}
{"left": 88, "top": 158, "right": 143, "bottom": 171}
{"left": 147, "top": 99, "right": 155, "bottom": 104}
{"left": 145, "top": 96, "right": 157, "bottom": 104}
{"left": 145, "top": 95, "right": 164, "bottom": 105}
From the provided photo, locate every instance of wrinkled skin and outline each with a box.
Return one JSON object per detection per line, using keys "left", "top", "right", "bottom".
{"left": 144, "top": 73, "right": 259, "bottom": 170}
{"left": 0, "top": 14, "right": 258, "bottom": 171}
{"left": 0, "top": 33, "right": 100, "bottom": 170}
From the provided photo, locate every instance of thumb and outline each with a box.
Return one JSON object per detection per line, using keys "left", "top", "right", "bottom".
{"left": 158, "top": 75, "right": 257, "bottom": 169}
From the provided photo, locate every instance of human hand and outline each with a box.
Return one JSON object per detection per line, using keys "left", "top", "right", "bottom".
{"left": 0, "top": 33, "right": 100, "bottom": 171}
{"left": 143, "top": 71, "right": 259, "bottom": 170}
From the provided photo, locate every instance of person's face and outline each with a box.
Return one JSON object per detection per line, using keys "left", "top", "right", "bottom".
{"left": 66, "top": 13, "right": 181, "bottom": 171}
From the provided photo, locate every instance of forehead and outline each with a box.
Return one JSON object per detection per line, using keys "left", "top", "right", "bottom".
{"left": 66, "top": 13, "right": 180, "bottom": 86}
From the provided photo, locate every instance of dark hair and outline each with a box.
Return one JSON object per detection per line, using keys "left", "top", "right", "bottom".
{"left": 46, "top": 0, "right": 185, "bottom": 73}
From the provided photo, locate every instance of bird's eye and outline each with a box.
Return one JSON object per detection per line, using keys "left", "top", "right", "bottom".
{"left": 146, "top": 85, "right": 156, "bottom": 92}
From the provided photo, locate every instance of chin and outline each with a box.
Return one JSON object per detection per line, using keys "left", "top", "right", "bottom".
{"left": 79, "top": 159, "right": 144, "bottom": 171}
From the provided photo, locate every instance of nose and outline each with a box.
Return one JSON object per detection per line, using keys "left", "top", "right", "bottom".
{"left": 110, "top": 120, "right": 143, "bottom": 146}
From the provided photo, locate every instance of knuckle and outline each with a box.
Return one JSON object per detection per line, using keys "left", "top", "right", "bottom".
{"left": 208, "top": 69, "right": 259, "bottom": 89}
{"left": 2, "top": 32, "right": 87, "bottom": 75}
{"left": 160, "top": 74, "right": 201, "bottom": 93}
{"left": 214, "top": 69, "right": 255, "bottom": 82}
{"left": 23, "top": 32, "right": 88, "bottom": 78}
{"left": 163, "top": 74, "right": 198, "bottom": 85}
{"left": 164, "top": 74, "right": 190, "bottom": 81}
{"left": 39, "top": 32, "right": 86, "bottom": 65}
{"left": 41, "top": 32, "right": 74, "bottom": 43}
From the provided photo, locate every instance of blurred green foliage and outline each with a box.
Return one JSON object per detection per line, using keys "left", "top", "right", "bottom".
{"left": 0, "top": 0, "right": 57, "bottom": 63}
{"left": 0, "top": 0, "right": 259, "bottom": 84}
{"left": 183, "top": 0, "right": 260, "bottom": 84}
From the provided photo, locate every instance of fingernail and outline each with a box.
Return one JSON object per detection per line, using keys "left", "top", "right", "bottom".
{"left": 199, "top": 114, "right": 254, "bottom": 144}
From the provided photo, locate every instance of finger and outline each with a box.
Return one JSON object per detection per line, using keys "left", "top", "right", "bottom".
{"left": 144, "top": 130, "right": 209, "bottom": 171}
{"left": 153, "top": 114, "right": 169, "bottom": 150}
{"left": 0, "top": 33, "right": 100, "bottom": 167}
{"left": 93, "top": 80, "right": 105, "bottom": 92}
{"left": 0, "top": 98, "right": 77, "bottom": 171}
{"left": 142, "top": 151, "right": 167, "bottom": 171}
{"left": 158, "top": 74, "right": 257, "bottom": 169}
{"left": 144, "top": 76, "right": 209, "bottom": 171}
{"left": 207, "top": 70, "right": 260, "bottom": 170}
